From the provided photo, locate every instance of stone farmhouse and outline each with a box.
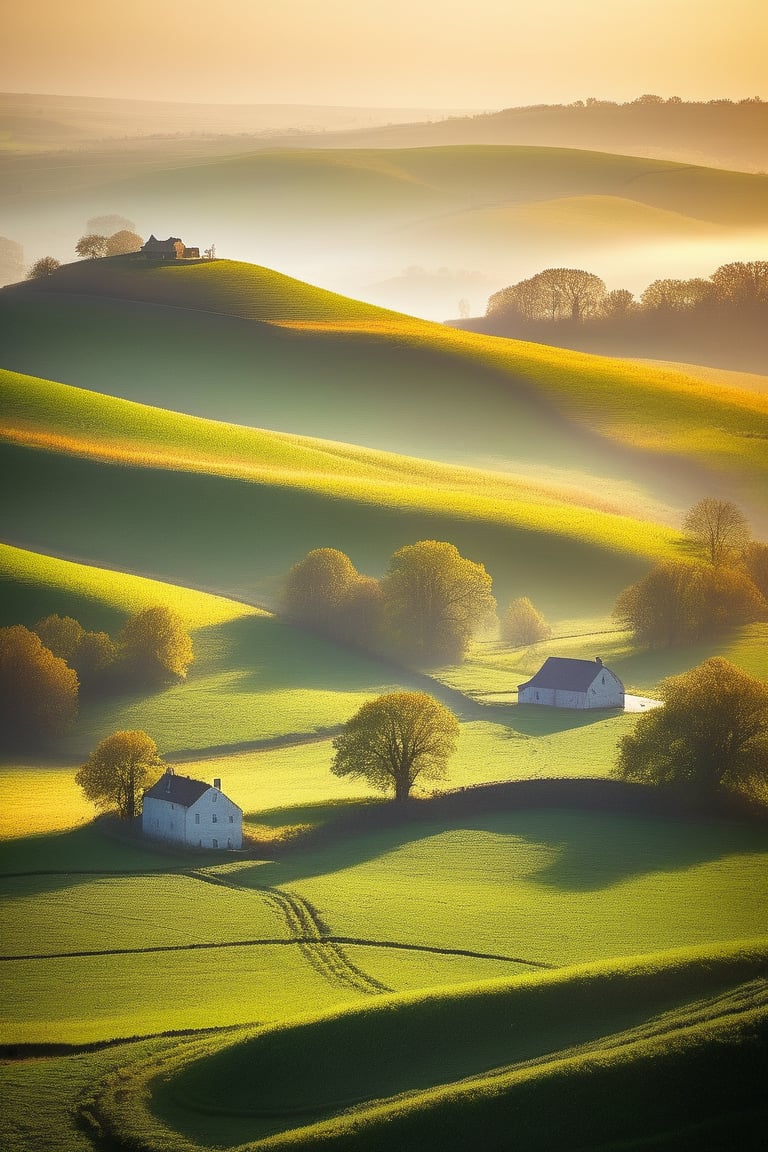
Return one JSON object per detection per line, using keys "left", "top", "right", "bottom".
{"left": 518, "top": 657, "right": 624, "bottom": 710}
{"left": 137, "top": 235, "right": 200, "bottom": 260}
{"left": 142, "top": 769, "right": 242, "bottom": 849}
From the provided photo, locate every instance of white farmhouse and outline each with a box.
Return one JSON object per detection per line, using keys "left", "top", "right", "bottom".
{"left": 142, "top": 769, "right": 243, "bottom": 850}
{"left": 518, "top": 657, "right": 624, "bottom": 710}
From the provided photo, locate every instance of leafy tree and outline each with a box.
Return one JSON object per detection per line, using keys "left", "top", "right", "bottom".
{"left": 0, "top": 626, "right": 78, "bottom": 745}
{"left": 603, "top": 288, "right": 635, "bottom": 317}
{"left": 117, "top": 606, "right": 193, "bottom": 682}
{"left": 614, "top": 560, "right": 764, "bottom": 648}
{"left": 75, "top": 234, "right": 108, "bottom": 259}
{"left": 283, "top": 548, "right": 360, "bottom": 632}
{"left": 282, "top": 549, "right": 382, "bottom": 647}
{"left": 0, "top": 237, "right": 25, "bottom": 286}
{"left": 105, "top": 230, "right": 143, "bottom": 256}
{"left": 501, "top": 597, "right": 552, "bottom": 646}
{"left": 641, "top": 278, "right": 713, "bottom": 311}
{"left": 34, "top": 614, "right": 84, "bottom": 664}
{"left": 683, "top": 497, "right": 750, "bottom": 566}
{"left": 331, "top": 692, "right": 459, "bottom": 801}
{"left": 86, "top": 214, "right": 135, "bottom": 235}
{"left": 34, "top": 614, "right": 117, "bottom": 689}
{"left": 487, "top": 268, "right": 606, "bottom": 323}
{"left": 615, "top": 658, "right": 768, "bottom": 794}
{"left": 27, "top": 256, "right": 60, "bottom": 279}
{"left": 75, "top": 730, "right": 165, "bottom": 820}
{"left": 381, "top": 540, "right": 496, "bottom": 665}
{"left": 743, "top": 542, "right": 768, "bottom": 599}
{"left": 710, "top": 261, "right": 768, "bottom": 307}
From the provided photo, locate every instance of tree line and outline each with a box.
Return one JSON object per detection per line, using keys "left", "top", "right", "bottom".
{"left": 0, "top": 605, "right": 193, "bottom": 748}
{"left": 486, "top": 261, "right": 768, "bottom": 328}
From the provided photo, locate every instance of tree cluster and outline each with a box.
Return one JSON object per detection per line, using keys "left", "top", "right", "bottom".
{"left": 0, "top": 606, "right": 193, "bottom": 750}
{"left": 615, "top": 658, "right": 768, "bottom": 798}
{"left": 614, "top": 500, "right": 767, "bottom": 649}
{"left": 283, "top": 540, "right": 497, "bottom": 667}
{"left": 486, "top": 261, "right": 768, "bottom": 327}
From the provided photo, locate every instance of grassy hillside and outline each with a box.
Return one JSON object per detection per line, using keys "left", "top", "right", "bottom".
{"left": 85, "top": 941, "right": 768, "bottom": 1151}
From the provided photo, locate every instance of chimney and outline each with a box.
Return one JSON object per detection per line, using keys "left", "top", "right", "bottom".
{"left": 213, "top": 778, "right": 221, "bottom": 790}
{"left": 595, "top": 656, "right": 603, "bottom": 666}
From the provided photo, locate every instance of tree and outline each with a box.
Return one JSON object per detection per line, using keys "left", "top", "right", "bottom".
{"left": 683, "top": 497, "right": 750, "bottom": 566}
{"left": 105, "top": 230, "right": 143, "bottom": 256}
{"left": 331, "top": 692, "right": 459, "bottom": 801}
{"left": 381, "top": 540, "right": 496, "bottom": 665}
{"left": 615, "top": 658, "right": 768, "bottom": 794}
{"left": 614, "top": 560, "right": 765, "bottom": 648}
{"left": 641, "top": 278, "right": 713, "bottom": 311}
{"left": 75, "top": 234, "right": 108, "bottom": 259}
{"left": 27, "top": 257, "right": 60, "bottom": 279}
{"left": 75, "top": 730, "right": 165, "bottom": 820}
{"left": 0, "top": 626, "right": 78, "bottom": 745}
{"left": 710, "top": 261, "right": 768, "bottom": 308}
{"left": 34, "top": 614, "right": 84, "bottom": 664}
{"left": 283, "top": 548, "right": 360, "bottom": 633}
{"left": 501, "top": 597, "right": 552, "bottom": 646}
{"left": 87, "top": 214, "right": 135, "bottom": 235}
{"left": 117, "top": 606, "right": 193, "bottom": 682}
{"left": 34, "top": 614, "right": 116, "bottom": 689}
{"left": 603, "top": 288, "right": 635, "bottom": 317}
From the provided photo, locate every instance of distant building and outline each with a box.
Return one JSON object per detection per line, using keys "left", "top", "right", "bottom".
{"left": 142, "top": 769, "right": 242, "bottom": 849}
{"left": 137, "top": 235, "right": 200, "bottom": 260}
{"left": 518, "top": 657, "right": 624, "bottom": 710}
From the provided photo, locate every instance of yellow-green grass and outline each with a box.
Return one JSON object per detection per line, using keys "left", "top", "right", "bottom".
{"left": 91, "top": 940, "right": 768, "bottom": 1152}
{"left": 0, "top": 1036, "right": 181, "bottom": 1152}
{"left": 0, "top": 820, "right": 221, "bottom": 875}
{"left": 0, "top": 765, "right": 93, "bottom": 839}
{"left": 0, "top": 873, "right": 287, "bottom": 958}
{"left": 4, "top": 261, "right": 766, "bottom": 524}
{"left": 0, "top": 944, "right": 363, "bottom": 1045}
{"left": 228, "top": 809, "right": 768, "bottom": 969}
{"left": 0, "top": 439, "right": 662, "bottom": 621}
{"left": 0, "top": 367, "right": 682, "bottom": 559}
{"left": 0, "top": 541, "right": 262, "bottom": 631}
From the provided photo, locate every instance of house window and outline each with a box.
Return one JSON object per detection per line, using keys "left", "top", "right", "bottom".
{"left": 212, "top": 814, "right": 218, "bottom": 823}
{"left": 212, "top": 792, "right": 218, "bottom": 802}
{"left": 229, "top": 815, "right": 234, "bottom": 823}
{"left": 195, "top": 813, "right": 200, "bottom": 824}
{"left": 212, "top": 839, "right": 218, "bottom": 848}
{"left": 535, "top": 691, "right": 539, "bottom": 701}
{"left": 602, "top": 674, "right": 605, "bottom": 684}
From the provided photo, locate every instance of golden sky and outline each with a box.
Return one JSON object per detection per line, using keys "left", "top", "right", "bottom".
{"left": 2, "top": 0, "right": 766, "bottom": 107}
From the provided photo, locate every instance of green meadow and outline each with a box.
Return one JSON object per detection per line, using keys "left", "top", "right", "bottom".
{"left": 2, "top": 256, "right": 767, "bottom": 1149}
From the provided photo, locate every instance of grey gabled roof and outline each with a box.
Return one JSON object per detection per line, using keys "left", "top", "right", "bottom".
{"left": 144, "top": 771, "right": 210, "bottom": 808}
{"left": 519, "top": 657, "right": 610, "bottom": 692}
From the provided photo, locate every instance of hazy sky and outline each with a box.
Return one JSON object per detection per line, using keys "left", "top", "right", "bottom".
{"left": 3, "top": 0, "right": 767, "bottom": 108}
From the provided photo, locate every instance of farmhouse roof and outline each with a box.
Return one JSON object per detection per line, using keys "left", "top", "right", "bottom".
{"left": 144, "top": 771, "right": 211, "bottom": 807}
{"left": 141, "top": 235, "right": 182, "bottom": 252}
{"left": 518, "top": 657, "right": 608, "bottom": 692}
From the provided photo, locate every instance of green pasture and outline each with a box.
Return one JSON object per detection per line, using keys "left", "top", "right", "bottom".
{"left": 0, "top": 944, "right": 363, "bottom": 1045}
{"left": 0, "top": 541, "right": 261, "bottom": 631}
{"left": 0, "top": 872, "right": 287, "bottom": 957}
{"left": 0, "top": 439, "right": 657, "bottom": 617}
{"left": 5, "top": 144, "right": 768, "bottom": 230}
{"left": 224, "top": 808, "right": 768, "bottom": 968}
{"left": 88, "top": 940, "right": 768, "bottom": 1152}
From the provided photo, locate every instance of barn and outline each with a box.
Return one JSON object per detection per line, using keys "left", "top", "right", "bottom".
{"left": 518, "top": 657, "right": 624, "bottom": 710}
{"left": 137, "top": 235, "right": 200, "bottom": 260}
{"left": 142, "top": 769, "right": 243, "bottom": 849}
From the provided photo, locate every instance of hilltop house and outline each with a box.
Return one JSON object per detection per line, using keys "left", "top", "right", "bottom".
{"left": 137, "top": 235, "right": 200, "bottom": 260}
{"left": 518, "top": 657, "right": 624, "bottom": 710}
{"left": 142, "top": 769, "right": 242, "bottom": 849}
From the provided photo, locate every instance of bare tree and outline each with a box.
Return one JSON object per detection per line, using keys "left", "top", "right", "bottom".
{"left": 683, "top": 498, "right": 750, "bottom": 567}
